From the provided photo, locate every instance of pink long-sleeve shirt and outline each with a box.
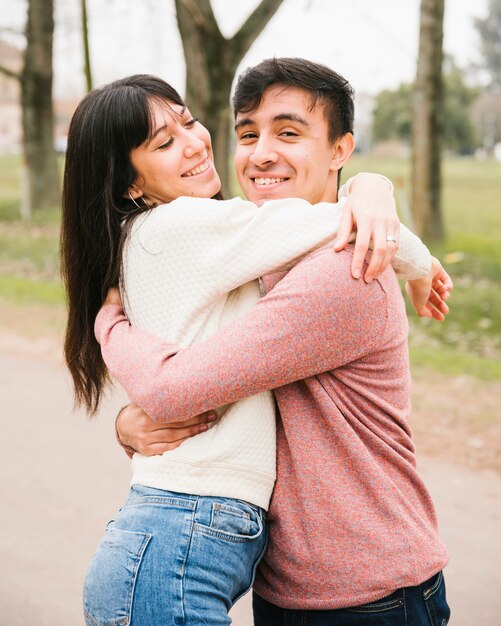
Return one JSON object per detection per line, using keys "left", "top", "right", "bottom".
{"left": 96, "top": 245, "right": 447, "bottom": 610}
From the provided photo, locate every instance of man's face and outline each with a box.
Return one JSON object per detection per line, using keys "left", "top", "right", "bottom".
{"left": 234, "top": 86, "right": 345, "bottom": 206}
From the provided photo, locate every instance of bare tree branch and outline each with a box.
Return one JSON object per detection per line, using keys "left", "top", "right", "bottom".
{"left": 0, "top": 26, "right": 25, "bottom": 37}
{"left": 0, "top": 65, "right": 21, "bottom": 80}
{"left": 231, "top": 0, "right": 284, "bottom": 63}
{"left": 173, "top": 0, "right": 284, "bottom": 195}
{"left": 175, "top": 0, "right": 220, "bottom": 35}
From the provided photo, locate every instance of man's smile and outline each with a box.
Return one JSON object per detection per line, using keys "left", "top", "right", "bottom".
{"left": 253, "top": 177, "right": 288, "bottom": 186}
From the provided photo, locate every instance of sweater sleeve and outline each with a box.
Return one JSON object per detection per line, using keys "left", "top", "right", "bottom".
{"left": 135, "top": 193, "right": 430, "bottom": 298}
{"left": 96, "top": 249, "right": 389, "bottom": 422}
{"left": 137, "top": 196, "right": 346, "bottom": 296}
{"left": 392, "top": 224, "right": 432, "bottom": 279}
{"left": 339, "top": 174, "right": 432, "bottom": 280}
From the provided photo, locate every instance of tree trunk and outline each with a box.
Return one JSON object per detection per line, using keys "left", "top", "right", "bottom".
{"left": 175, "top": 0, "right": 284, "bottom": 197}
{"left": 411, "top": 0, "right": 445, "bottom": 241}
{"left": 21, "top": 0, "right": 60, "bottom": 215}
{"left": 81, "top": 0, "right": 93, "bottom": 92}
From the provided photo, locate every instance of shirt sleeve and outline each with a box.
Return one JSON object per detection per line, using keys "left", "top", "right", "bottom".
{"left": 96, "top": 249, "right": 389, "bottom": 422}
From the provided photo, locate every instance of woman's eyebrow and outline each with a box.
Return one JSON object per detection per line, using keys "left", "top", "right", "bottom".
{"left": 149, "top": 124, "right": 169, "bottom": 142}
{"left": 149, "top": 106, "right": 187, "bottom": 142}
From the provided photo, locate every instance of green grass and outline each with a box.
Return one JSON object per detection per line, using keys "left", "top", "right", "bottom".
{"left": 1, "top": 154, "right": 500, "bottom": 380}
{"left": 410, "top": 344, "right": 501, "bottom": 381}
{"left": 0, "top": 154, "right": 23, "bottom": 221}
{"left": 0, "top": 274, "right": 64, "bottom": 305}
{"left": 0, "top": 154, "right": 62, "bottom": 305}
{"left": 345, "top": 155, "right": 501, "bottom": 377}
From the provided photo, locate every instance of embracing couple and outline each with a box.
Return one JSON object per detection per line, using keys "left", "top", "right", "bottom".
{"left": 62, "top": 57, "right": 451, "bottom": 625}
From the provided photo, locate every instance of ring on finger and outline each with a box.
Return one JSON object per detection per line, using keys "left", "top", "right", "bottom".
{"left": 386, "top": 235, "right": 397, "bottom": 243}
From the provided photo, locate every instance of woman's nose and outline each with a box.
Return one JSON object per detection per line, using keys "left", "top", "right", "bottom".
{"left": 183, "top": 130, "right": 207, "bottom": 159}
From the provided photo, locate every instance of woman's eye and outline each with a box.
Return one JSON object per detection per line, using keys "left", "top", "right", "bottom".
{"left": 185, "top": 117, "right": 198, "bottom": 128}
{"left": 280, "top": 131, "right": 298, "bottom": 137}
{"left": 157, "top": 138, "right": 174, "bottom": 150}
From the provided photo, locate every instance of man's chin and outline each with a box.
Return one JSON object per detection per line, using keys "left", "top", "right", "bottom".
{"left": 240, "top": 177, "right": 296, "bottom": 206}
{"left": 244, "top": 188, "right": 287, "bottom": 206}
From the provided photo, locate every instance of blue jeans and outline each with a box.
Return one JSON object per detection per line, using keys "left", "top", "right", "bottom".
{"left": 83, "top": 485, "right": 267, "bottom": 626}
{"left": 253, "top": 571, "right": 450, "bottom": 626}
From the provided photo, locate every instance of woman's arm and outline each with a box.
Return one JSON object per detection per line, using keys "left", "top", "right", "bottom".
{"left": 136, "top": 173, "right": 401, "bottom": 297}
{"left": 338, "top": 173, "right": 434, "bottom": 281}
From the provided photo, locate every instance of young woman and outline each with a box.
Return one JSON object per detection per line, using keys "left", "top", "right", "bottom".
{"left": 61, "top": 74, "right": 437, "bottom": 625}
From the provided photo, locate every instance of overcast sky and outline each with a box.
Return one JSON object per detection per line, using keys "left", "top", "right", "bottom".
{"left": 1, "top": 0, "right": 489, "bottom": 99}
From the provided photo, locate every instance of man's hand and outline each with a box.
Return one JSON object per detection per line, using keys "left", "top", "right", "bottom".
{"left": 116, "top": 403, "right": 218, "bottom": 456}
{"left": 334, "top": 173, "right": 400, "bottom": 282}
{"left": 405, "top": 257, "right": 453, "bottom": 321}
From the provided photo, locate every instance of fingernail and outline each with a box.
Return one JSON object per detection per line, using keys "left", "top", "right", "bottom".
{"left": 365, "top": 276, "right": 373, "bottom": 283}
{"left": 353, "top": 269, "right": 361, "bottom": 279}
{"left": 207, "top": 412, "right": 217, "bottom": 422}
{"left": 200, "top": 423, "right": 208, "bottom": 432}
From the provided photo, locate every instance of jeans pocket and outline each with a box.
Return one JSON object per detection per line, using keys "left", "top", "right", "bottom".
{"left": 83, "top": 527, "right": 151, "bottom": 626}
{"left": 345, "top": 590, "right": 404, "bottom": 614}
{"left": 196, "top": 500, "right": 265, "bottom": 543}
{"left": 423, "top": 571, "right": 451, "bottom": 626}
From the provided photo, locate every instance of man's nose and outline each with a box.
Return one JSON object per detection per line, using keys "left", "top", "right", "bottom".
{"left": 249, "top": 136, "right": 278, "bottom": 167}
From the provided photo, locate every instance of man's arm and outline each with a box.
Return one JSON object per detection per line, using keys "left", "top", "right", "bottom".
{"left": 115, "top": 403, "right": 218, "bottom": 457}
{"left": 97, "top": 248, "right": 388, "bottom": 422}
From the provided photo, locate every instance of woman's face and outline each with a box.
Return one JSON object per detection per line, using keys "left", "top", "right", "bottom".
{"left": 129, "top": 99, "right": 221, "bottom": 205}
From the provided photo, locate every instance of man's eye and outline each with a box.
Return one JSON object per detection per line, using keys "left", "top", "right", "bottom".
{"left": 157, "top": 138, "right": 174, "bottom": 150}
{"left": 239, "top": 132, "right": 257, "bottom": 141}
{"left": 280, "top": 131, "right": 298, "bottom": 137}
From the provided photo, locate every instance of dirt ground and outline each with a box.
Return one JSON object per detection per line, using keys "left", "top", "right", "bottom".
{"left": 1, "top": 330, "right": 500, "bottom": 625}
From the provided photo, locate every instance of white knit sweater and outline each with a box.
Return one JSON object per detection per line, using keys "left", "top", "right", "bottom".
{"left": 120, "top": 190, "right": 431, "bottom": 510}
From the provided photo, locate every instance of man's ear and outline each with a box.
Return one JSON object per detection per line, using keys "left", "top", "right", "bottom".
{"left": 330, "top": 133, "right": 355, "bottom": 171}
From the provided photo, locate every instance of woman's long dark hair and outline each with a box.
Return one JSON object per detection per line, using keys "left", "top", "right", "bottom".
{"left": 61, "top": 75, "right": 186, "bottom": 415}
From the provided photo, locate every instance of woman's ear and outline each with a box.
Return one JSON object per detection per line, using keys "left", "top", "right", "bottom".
{"left": 330, "top": 132, "right": 355, "bottom": 172}
{"left": 125, "top": 186, "right": 143, "bottom": 201}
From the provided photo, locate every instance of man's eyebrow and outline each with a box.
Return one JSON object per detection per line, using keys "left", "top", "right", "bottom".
{"left": 148, "top": 105, "right": 187, "bottom": 142}
{"left": 234, "top": 117, "right": 253, "bottom": 132}
{"left": 234, "top": 112, "right": 310, "bottom": 132}
{"left": 273, "top": 113, "right": 310, "bottom": 127}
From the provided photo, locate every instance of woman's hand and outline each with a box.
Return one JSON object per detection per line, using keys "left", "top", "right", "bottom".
{"left": 116, "top": 403, "right": 218, "bottom": 456}
{"left": 405, "top": 257, "right": 453, "bottom": 321}
{"left": 335, "top": 173, "right": 400, "bottom": 282}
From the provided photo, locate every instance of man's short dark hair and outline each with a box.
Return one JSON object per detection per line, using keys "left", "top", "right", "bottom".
{"left": 232, "top": 57, "right": 354, "bottom": 143}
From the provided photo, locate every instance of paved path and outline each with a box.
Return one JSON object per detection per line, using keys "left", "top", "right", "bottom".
{"left": 1, "top": 346, "right": 500, "bottom": 625}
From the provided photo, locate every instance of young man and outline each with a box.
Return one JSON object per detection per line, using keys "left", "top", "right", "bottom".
{"left": 97, "top": 59, "right": 450, "bottom": 624}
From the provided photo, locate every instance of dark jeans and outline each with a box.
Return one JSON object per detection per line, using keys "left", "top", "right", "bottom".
{"left": 253, "top": 571, "right": 450, "bottom": 626}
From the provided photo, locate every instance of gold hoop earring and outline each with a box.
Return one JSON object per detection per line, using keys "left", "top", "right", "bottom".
{"left": 128, "top": 192, "right": 151, "bottom": 210}
{"left": 128, "top": 191, "right": 143, "bottom": 209}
